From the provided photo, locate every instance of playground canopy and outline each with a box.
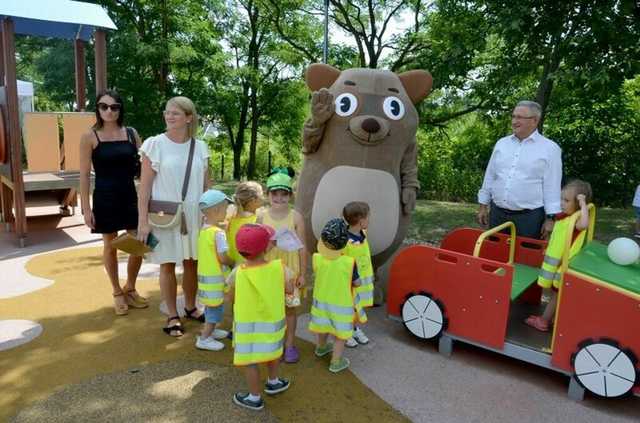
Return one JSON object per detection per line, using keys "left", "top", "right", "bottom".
{"left": 1, "top": 0, "right": 116, "bottom": 40}
{"left": 1, "top": 0, "right": 117, "bottom": 246}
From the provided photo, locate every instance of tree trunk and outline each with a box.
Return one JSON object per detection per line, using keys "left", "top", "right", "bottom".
{"left": 535, "top": 49, "right": 561, "bottom": 131}
{"left": 245, "top": 1, "right": 261, "bottom": 179}
{"left": 535, "top": 28, "right": 564, "bottom": 131}
{"left": 247, "top": 89, "right": 259, "bottom": 178}
{"left": 159, "top": 0, "right": 170, "bottom": 96}
{"left": 232, "top": 141, "right": 243, "bottom": 180}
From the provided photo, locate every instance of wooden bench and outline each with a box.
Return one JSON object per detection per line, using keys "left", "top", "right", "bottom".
{"left": 20, "top": 112, "right": 95, "bottom": 215}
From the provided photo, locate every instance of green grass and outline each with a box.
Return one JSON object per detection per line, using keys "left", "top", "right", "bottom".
{"left": 410, "top": 200, "right": 638, "bottom": 244}
{"left": 212, "top": 180, "right": 637, "bottom": 244}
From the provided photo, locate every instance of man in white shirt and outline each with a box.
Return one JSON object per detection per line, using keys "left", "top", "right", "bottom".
{"left": 477, "top": 101, "right": 562, "bottom": 239}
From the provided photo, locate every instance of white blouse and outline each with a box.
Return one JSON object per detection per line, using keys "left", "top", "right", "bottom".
{"left": 140, "top": 133, "right": 210, "bottom": 264}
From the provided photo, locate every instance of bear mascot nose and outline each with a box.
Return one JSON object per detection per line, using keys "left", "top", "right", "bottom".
{"left": 361, "top": 118, "right": 381, "bottom": 133}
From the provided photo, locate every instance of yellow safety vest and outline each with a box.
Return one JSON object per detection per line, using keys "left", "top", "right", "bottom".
{"left": 233, "top": 260, "right": 286, "bottom": 366}
{"left": 197, "top": 226, "right": 226, "bottom": 307}
{"left": 309, "top": 254, "right": 367, "bottom": 340}
{"left": 227, "top": 214, "right": 257, "bottom": 264}
{"left": 345, "top": 231, "right": 374, "bottom": 308}
{"left": 537, "top": 216, "right": 586, "bottom": 289}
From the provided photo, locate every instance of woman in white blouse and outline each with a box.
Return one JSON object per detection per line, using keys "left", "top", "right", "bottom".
{"left": 137, "top": 96, "right": 210, "bottom": 336}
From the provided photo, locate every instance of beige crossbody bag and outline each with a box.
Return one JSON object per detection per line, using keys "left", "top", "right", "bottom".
{"left": 148, "top": 138, "right": 195, "bottom": 234}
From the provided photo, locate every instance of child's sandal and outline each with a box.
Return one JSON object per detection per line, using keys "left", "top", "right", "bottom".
{"left": 524, "top": 315, "right": 550, "bottom": 332}
{"left": 163, "top": 316, "right": 184, "bottom": 337}
{"left": 113, "top": 291, "right": 129, "bottom": 316}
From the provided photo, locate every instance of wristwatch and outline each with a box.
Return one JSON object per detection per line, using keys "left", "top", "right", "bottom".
{"left": 546, "top": 214, "right": 556, "bottom": 221}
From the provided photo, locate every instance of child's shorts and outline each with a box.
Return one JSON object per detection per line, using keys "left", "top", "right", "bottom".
{"left": 634, "top": 206, "right": 640, "bottom": 219}
{"left": 204, "top": 305, "right": 224, "bottom": 324}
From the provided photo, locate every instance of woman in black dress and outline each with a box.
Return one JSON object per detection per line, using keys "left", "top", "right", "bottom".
{"left": 79, "top": 90, "right": 147, "bottom": 315}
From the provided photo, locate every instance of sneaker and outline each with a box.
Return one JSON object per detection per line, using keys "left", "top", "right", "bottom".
{"left": 233, "top": 392, "right": 264, "bottom": 411}
{"left": 353, "top": 327, "right": 369, "bottom": 344}
{"left": 314, "top": 343, "right": 334, "bottom": 357}
{"left": 264, "top": 378, "right": 290, "bottom": 395}
{"left": 329, "top": 357, "right": 350, "bottom": 373}
{"left": 195, "top": 336, "right": 225, "bottom": 351}
{"left": 212, "top": 328, "right": 229, "bottom": 340}
{"left": 345, "top": 337, "right": 358, "bottom": 348}
{"left": 283, "top": 346, "right": 300, "bottom": 363}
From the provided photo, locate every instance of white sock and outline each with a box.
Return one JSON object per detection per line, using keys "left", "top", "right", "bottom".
{"left": 248, "top": 393, "right": 261, "bottom": 402}
{"left": 267, "top": 377, "right": 279, "bottom": 385}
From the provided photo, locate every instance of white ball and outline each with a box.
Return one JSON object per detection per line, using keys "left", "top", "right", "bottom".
{"left": 607, "top": 238, "right": 640, "bottom": 266}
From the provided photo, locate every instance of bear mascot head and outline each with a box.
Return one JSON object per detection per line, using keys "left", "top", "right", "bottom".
{"left": 295, "top": 64, "right": 433, "bottom": 272}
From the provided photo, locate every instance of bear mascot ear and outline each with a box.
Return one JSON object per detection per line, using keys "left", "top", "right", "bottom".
{"left": 398, "top": 70, "right": 433, "bottom": 104}
{"left": 305, "top": 63, "right": 342, "bottom": 91}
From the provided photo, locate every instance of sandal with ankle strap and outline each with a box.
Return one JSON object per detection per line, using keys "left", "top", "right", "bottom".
{"left": 184, "top": 307, "right": 205, "bottom": 323}
{"left": 123, "top": 288, "right": 149, "bottom": 309}
{"left": 113, "top": 291, "right": 129, "bottom": 316}
{"left": 163, "top": 316, "right": 184, "bottom": 337}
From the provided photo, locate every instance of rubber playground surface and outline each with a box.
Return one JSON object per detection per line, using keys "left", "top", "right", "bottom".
{"left": 1, "top": 210, "right": 638, "bottom": 422}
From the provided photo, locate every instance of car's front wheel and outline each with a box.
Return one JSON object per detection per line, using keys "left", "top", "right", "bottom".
{"left": 401, "top": 293, "right": 446, "bottom": 340}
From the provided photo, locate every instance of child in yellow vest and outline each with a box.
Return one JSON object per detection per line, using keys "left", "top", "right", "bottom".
{"left": 310, "top": 218, "right": 367, "bottom": 373}
{"left": 525, "top": 180, "right": 592, "bottom": 332}
{"left": 226, "top": 224, "right": 294, "bottom": 411}
{"left": 257, "top": 168, "right": 307, "bottom": 363}
{"left": 195, "top": 189, "right": 234, "bottom": 350}
{"left": 343, "top": 201, "right": 373, "bottom": 347}
{"left": 227, "top": 181, "right": 264, "bottom": 265}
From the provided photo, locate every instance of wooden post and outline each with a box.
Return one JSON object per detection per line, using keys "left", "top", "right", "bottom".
{"left": 0, "top": 182, "right": 14, "bottom": 227}
{"left": 0, "top": 26, "right": 4, "bottom": 83}
{"left": 74, "top": 39, "right": 86, "bottom": 111}
{"left": 94, "top": 29, "right": 107, "bottom": 95}
{"left": 2, "top": 18, "right": 27, "bottom": 244}
{"left": 0, "top": 25, "right": 9, "bottom": 227}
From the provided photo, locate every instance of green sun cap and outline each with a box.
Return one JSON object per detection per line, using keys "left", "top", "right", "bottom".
{"left": 266, "top": 172, "right": 293, "bottom": 192}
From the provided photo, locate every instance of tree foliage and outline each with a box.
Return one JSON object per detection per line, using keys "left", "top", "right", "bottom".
{"left": 12, "top": 0, "right": 640, "bottom": 204}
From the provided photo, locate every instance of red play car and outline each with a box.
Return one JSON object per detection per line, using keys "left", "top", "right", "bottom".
{"left": 387, "top": 208, "right": 640, "bottom": 399}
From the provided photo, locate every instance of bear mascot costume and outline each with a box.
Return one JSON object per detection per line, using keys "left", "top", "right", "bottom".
{"left": 295, "top": 63, "right": 433, "bottom": 302}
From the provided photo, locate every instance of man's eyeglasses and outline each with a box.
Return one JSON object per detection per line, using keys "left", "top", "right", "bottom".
{"left": 512, "top": 114, "right": 535, "bottom": 120}
{"left": 97, "top": 103, "right": 122, "bottom": 112}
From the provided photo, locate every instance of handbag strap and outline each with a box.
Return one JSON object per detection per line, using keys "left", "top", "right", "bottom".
{"left": 126, "top": 127, "right": 138, "bottom": 152}
{"left": 181, "top": 138, "right": 196, "bottom": 202}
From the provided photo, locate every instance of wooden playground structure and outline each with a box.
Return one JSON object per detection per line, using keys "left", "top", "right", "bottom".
{"left": 0, "top": 1, "right": 116, "bottom": 246}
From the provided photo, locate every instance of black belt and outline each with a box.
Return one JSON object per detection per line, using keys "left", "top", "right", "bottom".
{"left": 492, "top": 203, "right": 542, "bottom": 215}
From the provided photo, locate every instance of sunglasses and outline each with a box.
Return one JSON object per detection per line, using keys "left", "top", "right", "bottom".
{"left": 97, "top": 103, "right": 122, "bottom": 112}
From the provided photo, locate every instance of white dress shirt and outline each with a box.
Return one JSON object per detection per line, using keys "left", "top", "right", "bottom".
{"left": 633, "top": 185, "right": 640, "bottom": 207}
{"left": 478, "top": 130, "right": 562, "bottom": 214}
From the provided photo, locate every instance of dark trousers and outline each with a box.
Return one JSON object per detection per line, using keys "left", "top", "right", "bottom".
{"left": 489, "top": 202, "right": 545, "bottom": 239}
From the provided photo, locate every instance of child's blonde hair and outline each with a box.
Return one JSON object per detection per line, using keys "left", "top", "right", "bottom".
{"left": 563, "top": 179, "right": 593, "bottom": 204}
{"left": 233, "top": 181, "right": 264, "bottom": 215}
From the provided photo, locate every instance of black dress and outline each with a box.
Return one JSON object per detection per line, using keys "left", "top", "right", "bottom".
{"left": 91, "top": 129, "right": 139, "bottom": 234}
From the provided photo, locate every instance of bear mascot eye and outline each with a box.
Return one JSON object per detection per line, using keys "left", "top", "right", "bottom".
{"left": 334, "top": 93, "right": 358, "bottom": 117}
{"left": 382, "top": 96, "right": 405, "bottom": 120}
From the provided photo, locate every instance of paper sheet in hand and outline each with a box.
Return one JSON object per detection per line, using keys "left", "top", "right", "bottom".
{"left": 274, "top": 228, "right": 303, "bottom": 252}
{"left": 111, "top": 233, "right": 152, "bottom": 256}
